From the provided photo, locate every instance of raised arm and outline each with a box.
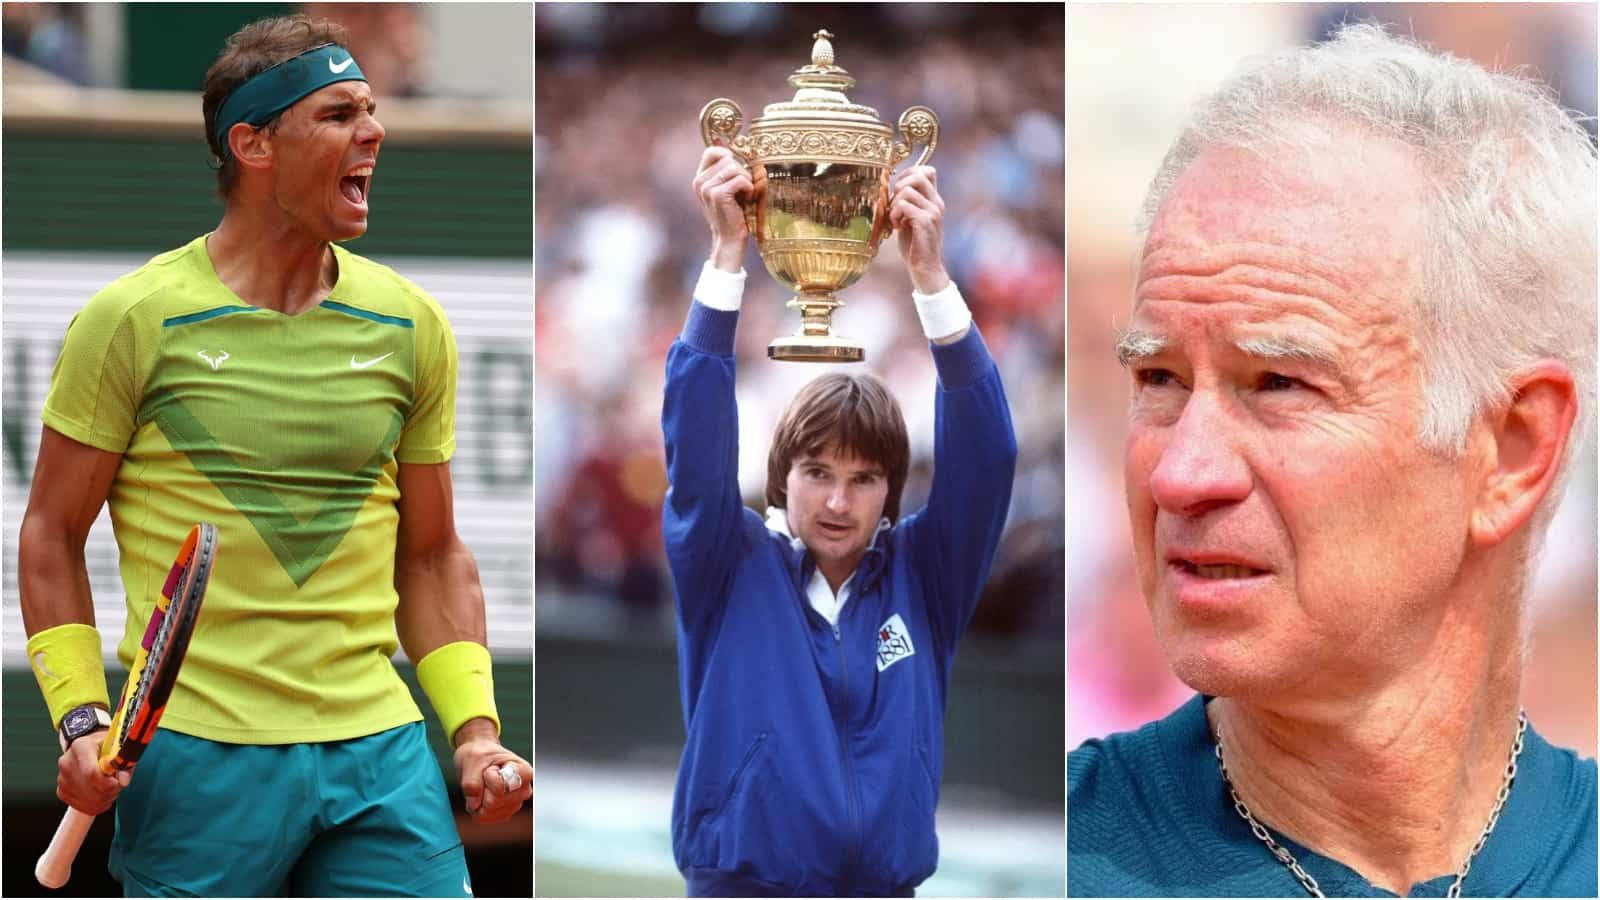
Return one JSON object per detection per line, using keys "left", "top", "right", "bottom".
{"left": 890, "top": 165, "right": 1020, "bottom": 652}
{"left": 660, "top": 147, "right": 755, "bottom": 633}
{"left": 913, "top": 331, "right": 1017, "bottom": 650}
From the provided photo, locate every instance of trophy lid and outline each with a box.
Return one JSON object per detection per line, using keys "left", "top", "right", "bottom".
{"left": 758, "top": 29, "right": 883, "bottom": 126}
{"left": 788, "top": 30, "right": 856, "bottom": 94}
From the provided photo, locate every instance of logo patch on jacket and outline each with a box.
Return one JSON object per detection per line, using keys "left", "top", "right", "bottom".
{"left": 876, "top": 613, "right": 916, "bottom": 672}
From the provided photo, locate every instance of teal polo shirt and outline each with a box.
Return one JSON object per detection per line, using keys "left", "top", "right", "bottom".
{"left": 1068, "top": 695, "right": 1597, "bottom": 897}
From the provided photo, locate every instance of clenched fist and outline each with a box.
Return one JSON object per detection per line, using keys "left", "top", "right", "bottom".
{"left": 889, "top": 165, "right": 951, "bottom": 294}
{"left": 56, "top": 728, "right": 127, "bottom": 816}
{"left": 453, "top": 718, "right": 531, "bottom": 826}
{"left": 693, "top": 146, "right": 754, "bottom": 273}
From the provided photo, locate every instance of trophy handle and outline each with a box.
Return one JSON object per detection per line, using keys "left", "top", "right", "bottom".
{"left": 892, "top": 106, "right": 939, "bottom": 168}
{"left": 699, "top": 98, "right": 753, "bottom": 162}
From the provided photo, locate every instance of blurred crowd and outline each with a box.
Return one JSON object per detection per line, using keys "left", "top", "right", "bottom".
{"left": 1067, "top": 3, "right": 1599, "bottom": 753}
{"left": 2, "top": 2, "right": 86, "bottom": 83}
{"left": 535, "top": 7, "right": 1065, "bottom": 644}
{"left": 301, "top": 3, "right": 428, "bottom": 97}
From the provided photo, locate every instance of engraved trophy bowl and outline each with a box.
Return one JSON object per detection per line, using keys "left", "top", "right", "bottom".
{"left": 700, "top": 29, "right": 939, "bottom": 363}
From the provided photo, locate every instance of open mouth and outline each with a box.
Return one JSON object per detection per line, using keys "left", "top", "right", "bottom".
{"left": 340, "top": 166, "right": 373, "bottom": 206}
{"left": 1171, "top": 559, "right": 1269, "bottom": 580}
{"left": 816, "top": 521, "right": 852, "bottom": 537}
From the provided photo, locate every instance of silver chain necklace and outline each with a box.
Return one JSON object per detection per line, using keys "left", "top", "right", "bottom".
{"left": 1213, "top": 709, "right": 1527, "bottom": 898}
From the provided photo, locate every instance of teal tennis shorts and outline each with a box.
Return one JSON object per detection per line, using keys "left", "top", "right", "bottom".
{"left": 109, "top": 721, "right": 472, "bottom": 897}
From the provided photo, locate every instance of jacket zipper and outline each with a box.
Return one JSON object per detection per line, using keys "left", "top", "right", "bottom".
{"left": 832, "top": 619, "right": 863, "bottom": 884}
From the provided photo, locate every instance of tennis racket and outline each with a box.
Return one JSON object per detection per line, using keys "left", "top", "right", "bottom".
{"left": 36, "top": 522, "right": 218, "bottom": 889}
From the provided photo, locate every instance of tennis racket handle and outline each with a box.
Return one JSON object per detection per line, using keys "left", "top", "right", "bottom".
{"left": 36, "top": 807, "right": 95, "bottom": 889}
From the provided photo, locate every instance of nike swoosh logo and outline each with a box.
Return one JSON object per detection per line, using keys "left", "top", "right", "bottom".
{"left": 329, "top": 56, "right": 354, "bottom": 74}
{"left": 32, "top": 652, "right": 55, "bottom": 680}
{"left": 350, "top": 352, "right": 394, "bottom": 369}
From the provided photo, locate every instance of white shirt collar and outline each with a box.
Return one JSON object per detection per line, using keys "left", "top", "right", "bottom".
{"left": 765, "top": 506, "right": 891, "bottom": 627}
{"left": 764, "top": 505, "right": 808, "bottom": 551}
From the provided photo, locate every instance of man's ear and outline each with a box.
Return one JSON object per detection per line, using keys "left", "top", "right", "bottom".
{"left": 227, "top": 122, "right": 273, "bottom": 173}
{"left": 1469, "top": 361, "right": 1578, "bottom": 548}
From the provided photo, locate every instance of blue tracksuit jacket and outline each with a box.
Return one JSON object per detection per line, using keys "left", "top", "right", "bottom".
{"left": 660, "top": 300, "right": 1018, "bottom": 896}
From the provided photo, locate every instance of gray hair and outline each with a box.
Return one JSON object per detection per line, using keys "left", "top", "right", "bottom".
{"left": 1139, "top": 23, "right": 1597, "bottom": 508}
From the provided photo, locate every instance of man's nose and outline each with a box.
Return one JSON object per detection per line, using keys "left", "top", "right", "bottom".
{"left": 825, "top": 484, "right": 850, "bottom": 513}
{"left": 359, "top": 111, "right": 386, "bottom": 145}
{"left": 1148, "top": 391, "right": 1252, "bottom": 517}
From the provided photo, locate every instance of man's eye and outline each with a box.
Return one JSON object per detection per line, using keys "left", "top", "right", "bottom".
{"left": 1135, "top": 368, "right": 1180, "bottom": 388}
{"left": 1258, "top": 372, "right": 1305, "bottom": 392}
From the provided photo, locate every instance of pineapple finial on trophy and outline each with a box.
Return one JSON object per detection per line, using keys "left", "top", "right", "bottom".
{"left": 812, "top": 30, "right": 835, "bottom": 68}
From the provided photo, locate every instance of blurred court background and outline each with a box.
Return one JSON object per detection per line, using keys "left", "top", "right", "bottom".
{"left": 535, "top": 3, "right": 1064, "bottom": 895}
{"left": 1, "top": 3, "right": 532, "bottom": 896}
{"left": 1067, "top": 4, "right": 1598, "bottom": 756}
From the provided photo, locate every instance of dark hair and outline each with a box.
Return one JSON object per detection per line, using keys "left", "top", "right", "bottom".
{"left": 766, "top": 372, "right": 911, "bottom": 521}
{"left": 201, "top": 14, "right": 351, "bottom": 199}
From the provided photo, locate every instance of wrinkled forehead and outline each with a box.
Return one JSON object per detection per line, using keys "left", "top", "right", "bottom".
{"left": 1139, "top": 139, "right": 1430, "bottom": 322}
{"left": 283, "top": 80, "right": 375, "bottom": 119}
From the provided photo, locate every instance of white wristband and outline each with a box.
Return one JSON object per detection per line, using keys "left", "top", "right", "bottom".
{"left": 912, "top": 281, "right": 973, "bottom": 341}
{"left": 694, "top": 261, "right": 747, "bottom": 311}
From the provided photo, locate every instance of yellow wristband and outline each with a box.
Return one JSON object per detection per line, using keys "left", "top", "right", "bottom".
{"left": 26, "top": 623, "right": 111, "bottom": 728}
{"left": 416, "top": 641, "right": 499, "bottom": 743}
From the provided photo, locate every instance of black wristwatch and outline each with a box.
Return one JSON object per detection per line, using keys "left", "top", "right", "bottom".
{"left": 58, "top": 704, "right": 111, "bottom": 752}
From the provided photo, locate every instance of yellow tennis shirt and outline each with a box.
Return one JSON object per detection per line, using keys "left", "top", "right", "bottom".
{"left": 41, "top": 235, "right": 456, "bottom": 743}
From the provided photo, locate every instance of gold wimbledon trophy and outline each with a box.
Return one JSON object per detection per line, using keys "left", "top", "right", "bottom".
{"left": 700, "top": 29, "right": 939, "bottom": 362}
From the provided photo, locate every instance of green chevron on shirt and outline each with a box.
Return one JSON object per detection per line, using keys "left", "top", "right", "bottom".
{"left": 149, "top": 390, "right": 405, "bottom": 588}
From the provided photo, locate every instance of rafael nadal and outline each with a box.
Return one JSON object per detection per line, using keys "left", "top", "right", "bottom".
{"left": 17, "top": 15, "right": 529, "bottom": 897}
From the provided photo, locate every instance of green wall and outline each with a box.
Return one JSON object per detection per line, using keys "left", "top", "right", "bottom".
{"left": 3, "top": 133, "right": 531, "bottom": 258}
{"left": 125, "top": 4, "right": 295, "bottom": 91}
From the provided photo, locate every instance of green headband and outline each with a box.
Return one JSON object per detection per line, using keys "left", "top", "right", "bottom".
{"left": 214, "top": 43, "right": 367, "bottom": 159}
